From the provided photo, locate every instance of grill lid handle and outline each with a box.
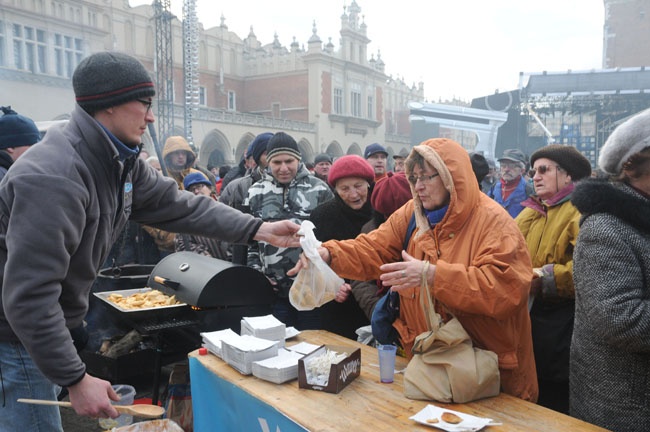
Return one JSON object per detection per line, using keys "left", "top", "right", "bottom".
{"left": 153, "top": 275, "right": 180, "bottom": 290}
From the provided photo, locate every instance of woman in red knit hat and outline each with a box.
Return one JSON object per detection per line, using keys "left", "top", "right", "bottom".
{"left": 310, "top": 155, "right": 375, "bottom": 340}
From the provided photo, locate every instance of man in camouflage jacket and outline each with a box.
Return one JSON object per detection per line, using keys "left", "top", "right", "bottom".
{"left": 247, "top": 132, "right": 333, "bottom": 329}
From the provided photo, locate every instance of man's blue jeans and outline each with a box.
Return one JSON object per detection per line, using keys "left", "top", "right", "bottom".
{"left": 0, "top": 341, "right": 62, "bottom": 432}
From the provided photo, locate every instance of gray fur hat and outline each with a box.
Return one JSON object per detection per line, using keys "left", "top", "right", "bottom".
{"left": 599, "top": 108, "right": 650, "bottom": 175}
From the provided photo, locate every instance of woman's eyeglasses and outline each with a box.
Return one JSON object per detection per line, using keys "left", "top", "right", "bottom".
{"left": 531, "top": 165, "right": 561, "bottom": 176}
{"left": 408, "top": 173, "right": 440, "bottom": 185}
{"left": 136, "top": 99, "right": 153, "bottom": 112}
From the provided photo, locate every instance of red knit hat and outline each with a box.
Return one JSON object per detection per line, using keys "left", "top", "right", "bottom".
{"left": 371, "top": 172, "right": 412, "bottom": 217}
{"left": 328, "top": 155, "right": 375, "bottom": 187}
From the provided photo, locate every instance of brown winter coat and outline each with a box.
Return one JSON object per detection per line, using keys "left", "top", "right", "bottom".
{"left": 324, "top": 138, "right": 538, "bottom": 401}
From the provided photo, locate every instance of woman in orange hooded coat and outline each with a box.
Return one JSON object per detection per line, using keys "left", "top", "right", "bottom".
{"left": 290, "top": 138, "right": 538, "bottom": 401}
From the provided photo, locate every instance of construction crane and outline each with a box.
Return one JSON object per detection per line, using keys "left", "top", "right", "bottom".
{"left": 183, "top": 0, "right": 199, "bottom": 149}
{"left": 525, "top": 103, "right": 556, "bottom": 145}
{"left": 153, "top": 0, "right": 174, "bottom": 144}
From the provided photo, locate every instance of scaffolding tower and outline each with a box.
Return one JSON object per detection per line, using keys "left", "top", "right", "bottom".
{"left": 153, "top": 0, "right": 174, "bottom": 143}
{"left": 183, "top": 0, "right": 199, "bottom": 149}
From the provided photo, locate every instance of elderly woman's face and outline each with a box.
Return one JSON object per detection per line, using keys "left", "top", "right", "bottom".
{"left": 532, "top": 157, "right": 571, "bottom": 200}
{"left": 409, "top": 161, "right": 450, "bottom": 211}
{"left": 335, "top": 177, "right": 370, "bottom": 210}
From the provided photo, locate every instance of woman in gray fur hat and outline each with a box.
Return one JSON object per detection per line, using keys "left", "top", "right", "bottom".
{"left": 570, "top": 108, "right": 650, "bottom": 432}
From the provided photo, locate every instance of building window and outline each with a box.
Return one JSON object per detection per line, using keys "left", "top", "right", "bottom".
{"left": 272, "top": 102, "right": 280, "bottom": 118}
{"left": 367, "top": 95, "right": 374, "bottom": 120}
{"left": 227, "top": 91, "right": 236, "bottom": 111}
{"left": 12, "top": 25, "right": 47, "bottom": 73}
{"left": 0, "top": 21, "right": 5, "bottom": 67}
{"left": 54, "top": 33, "right": 83, "bottom": 77}
{"left": 351, "top": 90, "right": 362, "bottom": 117}
{"left": 333, "top": 88, "right": 343, "bottom": 114}
{"left": 199, "top": 86, "right": 207, "bottom": 106}
{"left": 88, "top": 11, "right": 97, "bottom": 27}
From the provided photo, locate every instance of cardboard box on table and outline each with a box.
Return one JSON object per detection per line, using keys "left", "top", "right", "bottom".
{"left": 298, "top": 345, "right": 361, "bottom": 394}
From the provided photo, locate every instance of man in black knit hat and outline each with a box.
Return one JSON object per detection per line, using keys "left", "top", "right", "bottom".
{"left": 0, "top": 106, "right": 41, "bottom": 181}
{"left": 0, "top": 51, "right": 301, "bottom": 430}
{"left": 247, "top": 132, "right": 333, "bottom": 330}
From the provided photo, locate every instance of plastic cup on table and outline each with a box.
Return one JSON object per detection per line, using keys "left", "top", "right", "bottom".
{"left": 98, "top": 384, "right": 136, "bottom": 429}
{"left": 377, "top": 344, "right": 397, "bottom": 383}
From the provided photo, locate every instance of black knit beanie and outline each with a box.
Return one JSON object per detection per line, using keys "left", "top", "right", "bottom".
{"left": 250, "top": 132, "right": 274, "bottom": 165}
{"left": 530, "top": 144, "right": 592, "bottom": 181}
{"left": 266, "top": 132, "right": 301, "bottom": 161}
{"left": 0, "top": 106, "right": 40, "bottom": 149}
{"left": 73, "top": 52, "right": 155, "bottom": 113}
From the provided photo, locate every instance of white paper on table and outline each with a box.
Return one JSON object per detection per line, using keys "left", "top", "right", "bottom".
{"left": 200, "top": 329, "right": 239, "bottom": 356}
{"left": 286, "top": 341, "right": 320, "bottom": 355}
{"left": 227, "top": 335, "right": 278, "bottom": 352}
{"left": 243, "top": 314, "right": 285, "bottom": 329}
{"left": 254, "top": 348, "right": 304, "bottom": 368}
{"left": 410, "top": 404, "right": 500, "bottom": 431}
{"left": 285, "top": 326, "right": 301, "bottom": 339}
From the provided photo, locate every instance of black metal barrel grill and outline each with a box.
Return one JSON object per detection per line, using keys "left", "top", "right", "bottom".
{"left": 147, "top": 252, "right": 275, "bottom": 332}
{"left": 92, "top": 252, "right": 275, "bottom": 403}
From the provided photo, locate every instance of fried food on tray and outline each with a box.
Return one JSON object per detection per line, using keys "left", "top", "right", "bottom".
{"left": 106, "top": 289, "right": 180, "bottom": 310}
{"left": 441, "top": 412, "right": 463, "bottom": 424}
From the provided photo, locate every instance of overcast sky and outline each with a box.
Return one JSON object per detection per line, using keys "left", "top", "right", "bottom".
{"left": 130, "top": 1, "right": 604, "bottom": 102}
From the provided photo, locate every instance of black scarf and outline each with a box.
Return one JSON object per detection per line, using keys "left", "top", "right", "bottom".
{"left": 311, "top": 194, "right": 373, "bottom": 242}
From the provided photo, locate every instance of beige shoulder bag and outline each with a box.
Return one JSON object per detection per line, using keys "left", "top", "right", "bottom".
{"left": 403, "top": 262, "right": 501, "bottom": 403}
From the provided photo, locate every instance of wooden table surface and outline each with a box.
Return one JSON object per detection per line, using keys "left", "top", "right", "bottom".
{"left": 189, "top": 330, "right": 609, "bottom": 432}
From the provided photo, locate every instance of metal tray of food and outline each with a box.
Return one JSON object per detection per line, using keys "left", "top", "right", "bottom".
{"left": 94, "top": 288, "right": 190, "bottom": 321}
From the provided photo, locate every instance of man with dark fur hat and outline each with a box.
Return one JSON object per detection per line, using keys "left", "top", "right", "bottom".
{"left": 0, "top": 51, "right": 300, "bottom": 430}
{"left": 516, "top": 144, "right": 592, "bottom": 414}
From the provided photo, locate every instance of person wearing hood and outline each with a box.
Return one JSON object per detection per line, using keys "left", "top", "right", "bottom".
{"left": 289, "top": 138, "right": 537, "bottom": 402}
{"left": 247, "top": 132, "right": 333, "bottom": 330}
{"left": 570, "top": 108, "right": 650, "bottom": 432}
{"left": 162, "top": 135, "right": 203, "bottom": 189}
{"left": 515, "top": 144, "right": 592, "bottom": 414}
{"left": 0, "top": 106, "right": 41, "bottom": 181}
{"left": 310, "top": 155, "right": 375, "bottom": 339}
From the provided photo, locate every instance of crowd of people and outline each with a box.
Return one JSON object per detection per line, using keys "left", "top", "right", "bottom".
{"left": 0, "top": 50, "right": 648, "bottom": 432}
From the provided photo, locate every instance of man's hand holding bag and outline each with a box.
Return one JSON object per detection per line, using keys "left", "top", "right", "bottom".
{"left": 403, "top": 262, "right": 501, "bottom": 403}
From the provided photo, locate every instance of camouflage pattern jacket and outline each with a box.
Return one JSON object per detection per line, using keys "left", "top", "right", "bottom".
{"left": 247, "top": 165, "right": 333, "bottom": 297}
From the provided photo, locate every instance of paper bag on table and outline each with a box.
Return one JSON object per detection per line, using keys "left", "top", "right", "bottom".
{"left": 289, "top": 221, "right": 343, "bottom": 311}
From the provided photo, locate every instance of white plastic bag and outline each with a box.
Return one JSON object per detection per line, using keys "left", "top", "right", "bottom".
{"left": 289, "top": 221, "right": 344, "bottom": 311}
